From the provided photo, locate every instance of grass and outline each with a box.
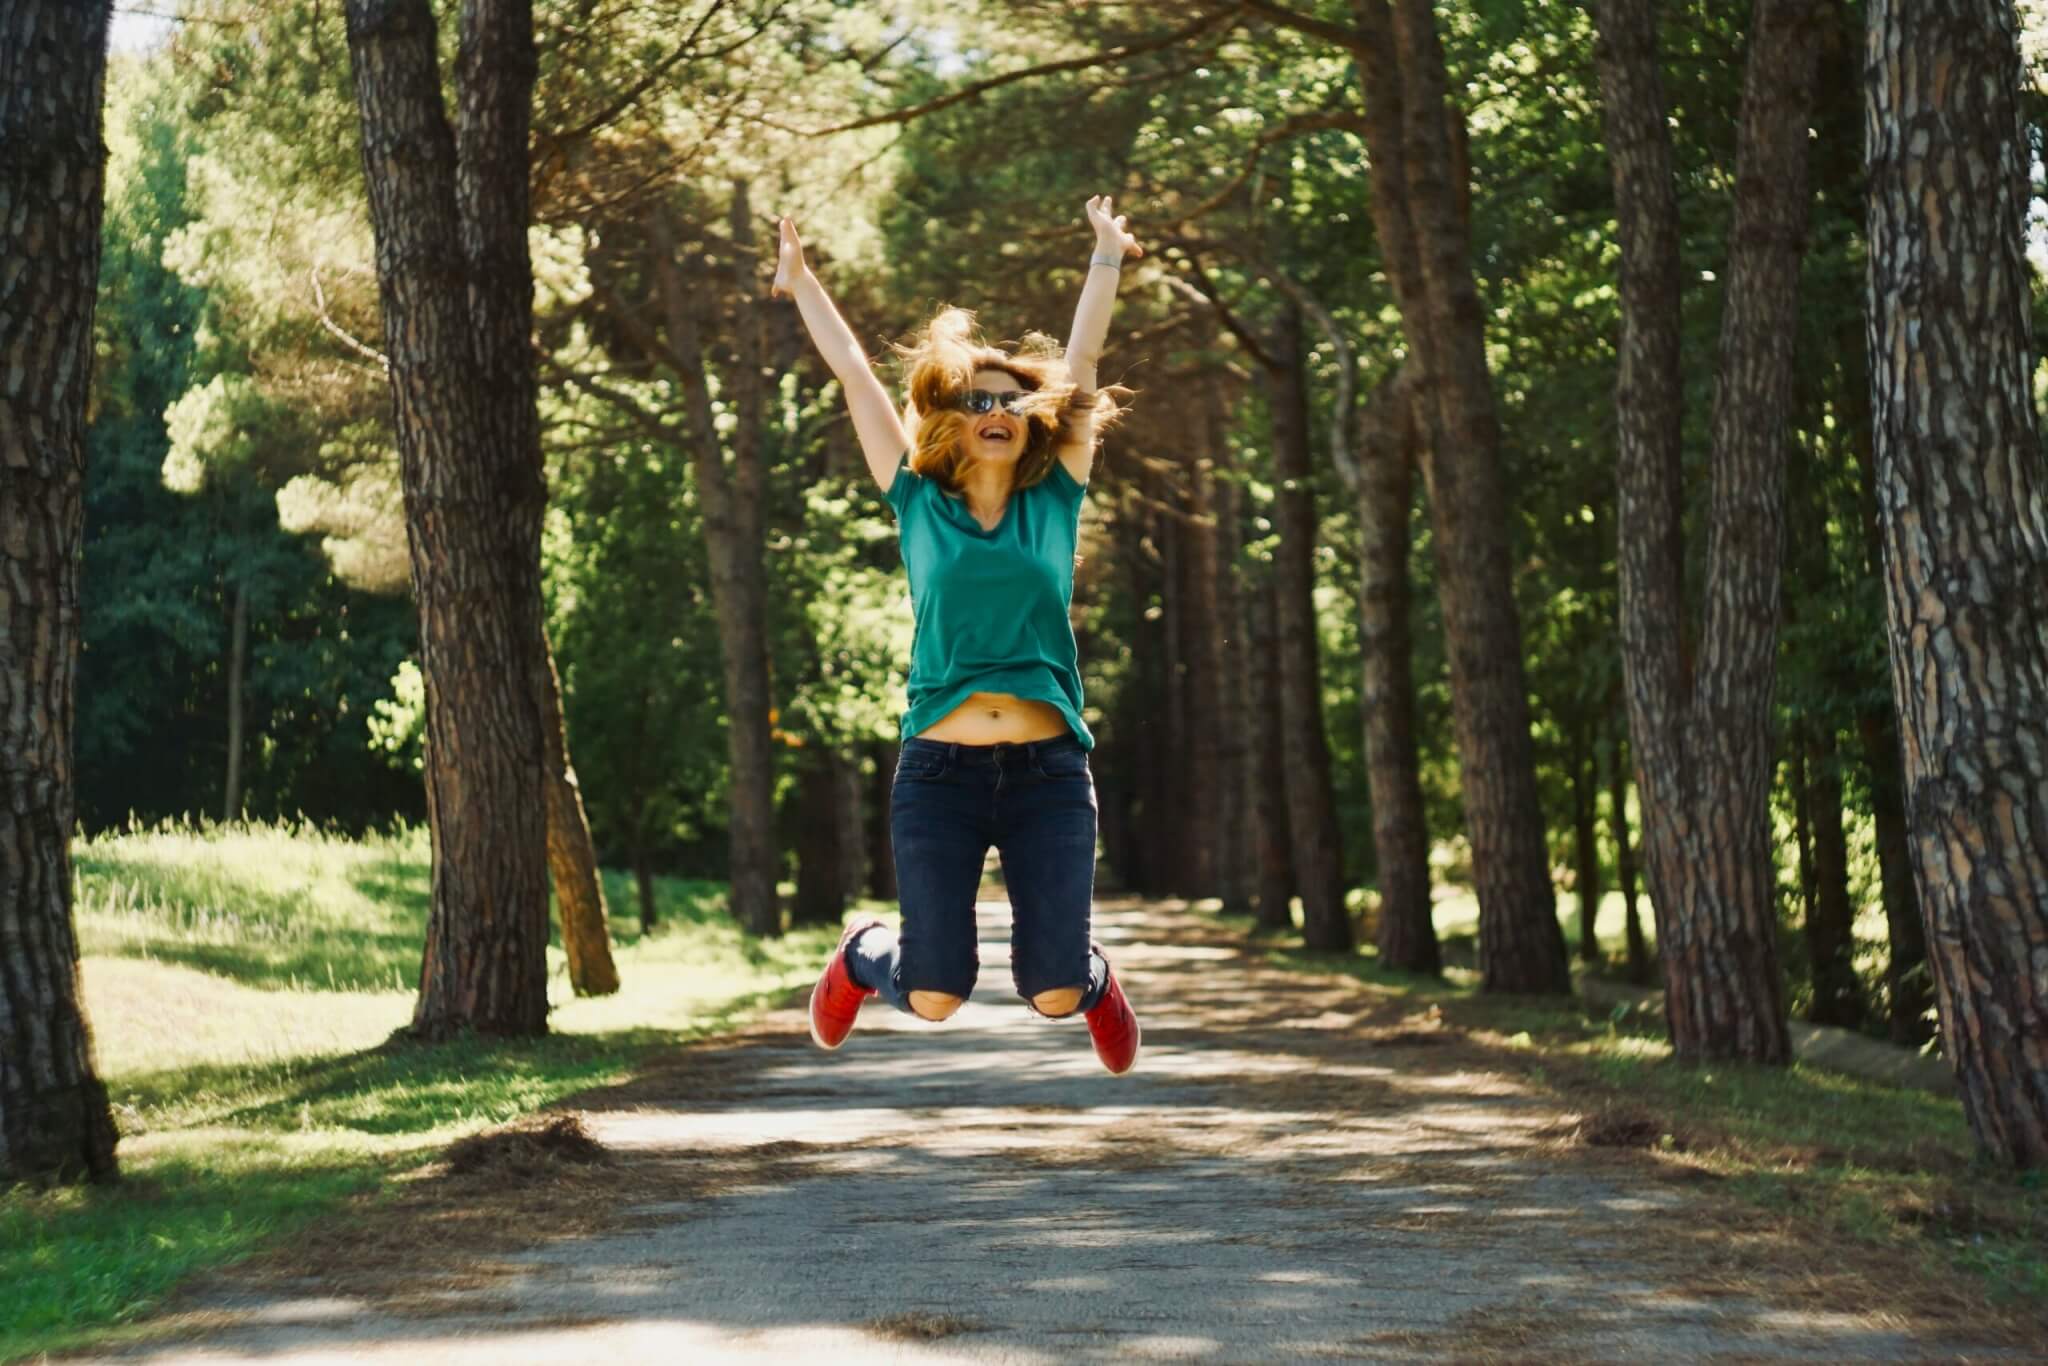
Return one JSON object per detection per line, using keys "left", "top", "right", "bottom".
{"left": 1217, "top": 898, "right": 2048, "bottom": 1313}
{"left": 3, "top": 820, "right": 856, "bottom": 1363}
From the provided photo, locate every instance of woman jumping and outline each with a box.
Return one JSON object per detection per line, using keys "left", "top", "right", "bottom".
{"left": 772, "top": 195, "right": 1143, "bottom": 1075}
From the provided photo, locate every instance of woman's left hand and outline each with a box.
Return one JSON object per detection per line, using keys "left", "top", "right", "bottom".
{"left": 1086, "top": 194, "right": 1142, "bottom": 260}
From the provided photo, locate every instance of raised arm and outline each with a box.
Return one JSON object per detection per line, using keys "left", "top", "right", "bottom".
{"left": 772, "top": 217, "right": 911, "bottom": 492}
{"left": 1057, "top": 195, "right": 1142, "bottom": 482}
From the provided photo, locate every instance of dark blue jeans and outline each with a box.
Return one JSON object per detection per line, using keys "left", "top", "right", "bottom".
{"left": 850, "top": 732, "right": 1106, "bottom": 1017}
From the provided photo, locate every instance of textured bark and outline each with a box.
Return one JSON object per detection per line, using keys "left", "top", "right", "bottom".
{"left": 224, "top": 581, "right": 247, "bottom": 819}
{"left": 1802, "top": 727, "right": 1866, "bottom": 1028}
{"left": 1594, "top": 0, "right": 1820, "bottom": 1061}
{"left": 1359, "top": 0, "right": 1565, "bottom": 992}
{"left": 1249, "top": 569, "right": 1298, "bottom": 929}
{"left": 1865, "top": 0, "right": 2048, "bottom": 1164}
{"left": 649, "top": 200, "right": 780, "bottom": 937}
{"left": 1607, "top": 723, "right": 1652, "bottom": 985}
{"left": 1355, "top": 373, "right": 1437, "bottom": 974}
{"left": 540, "top": 640, "right": 618, "bottom": 996}
{"left": 347, "top": 0, "right": 551, "bottom": 1038}
{"left": 0, "top": 0, "right": 120, "bottom": 1185}
{"left": 1840, "top": 292, "right": 1932, "bottom": 1046}
{"left": 1264, "top": 310, "right": 1351, "bottom": 951}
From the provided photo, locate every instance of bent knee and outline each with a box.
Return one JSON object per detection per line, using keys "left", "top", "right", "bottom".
{"left": 1031, "top": 986, "right": 1085, "bottom": 1018}
{"left": 907, "top": 989, "right": 964, "bottom": 1022}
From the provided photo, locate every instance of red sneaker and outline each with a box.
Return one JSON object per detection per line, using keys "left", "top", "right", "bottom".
{"left": 1083, "top": 946, "right": 1141, "bottom": 1075}
{"left": 809, "top": 917, "right": 885, "bottom": 1050}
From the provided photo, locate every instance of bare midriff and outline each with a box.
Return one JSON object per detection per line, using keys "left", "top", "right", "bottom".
{"left": 913, "top": 690, "right": 1071, "bottom": 745}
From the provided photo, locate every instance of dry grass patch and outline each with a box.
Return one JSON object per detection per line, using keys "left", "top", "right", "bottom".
{"left": 861, "top": 1311, "right": 985, "bottom": 1340}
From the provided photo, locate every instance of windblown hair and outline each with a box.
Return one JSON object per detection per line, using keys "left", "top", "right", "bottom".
{"left": 891, "top": 306, "right": 1134, "bottom": 494}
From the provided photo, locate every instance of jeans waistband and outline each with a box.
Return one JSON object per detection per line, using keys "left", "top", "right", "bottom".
{"left": 902, "top": 732, "right": 1082, "bottom": 762}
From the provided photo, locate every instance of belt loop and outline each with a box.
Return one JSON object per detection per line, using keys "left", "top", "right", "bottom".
{"left": 945, "top": 741, "right": 959, "bottom": 764}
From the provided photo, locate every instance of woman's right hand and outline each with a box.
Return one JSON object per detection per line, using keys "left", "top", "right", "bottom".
{"left": 771, "top": 216, "right": 808, "bottom": 299}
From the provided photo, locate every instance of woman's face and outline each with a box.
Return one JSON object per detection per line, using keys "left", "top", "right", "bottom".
{"left": 960, "top": 368, "right": 1028, "bottom": 469}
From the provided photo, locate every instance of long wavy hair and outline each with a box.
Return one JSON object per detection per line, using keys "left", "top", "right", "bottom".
{"left": 891, "top": 306, "right": 1133, "bottom": 495}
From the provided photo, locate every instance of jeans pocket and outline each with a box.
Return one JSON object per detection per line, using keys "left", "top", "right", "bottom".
{"left": 1033, "top": 747, "right": 1089, "bottom": 781}
{"left": 895, "top": 755, "right": 948, "bottom": 782}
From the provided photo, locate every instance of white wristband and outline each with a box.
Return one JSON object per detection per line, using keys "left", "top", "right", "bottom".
{"left": 1089, "top": 254, "right": 1123, "bottom": 272}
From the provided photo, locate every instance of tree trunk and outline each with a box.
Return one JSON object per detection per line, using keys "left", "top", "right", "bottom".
{"left": 1857, "top": 708, "right": 1931, "bottom": 1043}
{"left": 539, "top": 638, "right": 618, "bottom": 996}
{"left": 1208, "top": 382, "right": 1257, "bottom": 914}
{"left": 631, "top": 847, "right": 659, "bottom": 935}
{"left": 1802, "top": 726, "right": 1865, "bottom": 1028}
{"left": 836, "top": 746, "right": 866, "bottom": 902}
{"left": 1839, "top": 268, "right": 1932, "bottom": 1047}
{"left": 0, "top": 0, "right": 121, "bottom": 1186}
{"left": 792, "top": 751, "right": 847, "bottom": 926}
{"left": 649, "top": 202, "right": 780, "bottom": 938}
{"left": 1791, "top": 739, "right": 1816, "bottom": 932}
{"left": 1356, "top": 372, "right": 1437, "bottom": 974}
{"left": 224, "top": 580, "right": 247, "bottom": 820}
{"left": 1265, "top": 304, "right": 1352, "bottom": 951}
{"left": 347, "top": 0, "right": 552, "bottom": 1038}
{"left": 1159, "top": 486, "right": 1192, "bottom": 891}
{"left": 1360, "top": 0, "right": 1566, "bottom": 993}
{"left": 1864, "top": 0, "right": 2048, "bottom": 1164}
{"left": 1177, "top": 420, "right": 1228, "bottom": 899}
{"left": 1607, "top": 722, "right": 1651, "bottom": 985}
{"left": 866, "top": 740, "right": 898, "bottom": 901}
{"left": 1250, "top": 568, "right": 1297, "bottom": 930}
{"left": 1574, "top": 730, "right": 1603, "bottom": 966}
{"left": 1594, "top": 0, "right": 1820, "bottom": 1061}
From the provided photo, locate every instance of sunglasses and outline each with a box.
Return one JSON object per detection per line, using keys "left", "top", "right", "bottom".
{"left": 955, "top": 388, "right": 1032, "bottom": 415}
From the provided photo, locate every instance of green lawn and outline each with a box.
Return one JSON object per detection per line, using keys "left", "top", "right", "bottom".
{"left": 3, "top": 821, "right": 856, "bottom": 1362}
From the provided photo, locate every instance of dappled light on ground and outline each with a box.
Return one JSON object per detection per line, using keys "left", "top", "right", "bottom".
{"left": 97, "top": 898, "right": 2032, "bottom": 1363}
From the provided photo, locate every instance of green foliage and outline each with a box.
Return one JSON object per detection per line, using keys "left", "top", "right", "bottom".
{"left": 86, "top": 55, "right": 419, "bottom": 831}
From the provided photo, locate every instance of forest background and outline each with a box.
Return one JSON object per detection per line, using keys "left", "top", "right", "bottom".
{"left": 82, "top": 0, "right": 2047, "bottom": 1035}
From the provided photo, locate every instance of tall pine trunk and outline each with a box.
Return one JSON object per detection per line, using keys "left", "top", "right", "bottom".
{"left": 224, "top": 580, "right": 247, "bottom": 819}
{"left": 1607, "top": 722, "right": 1652, "bottom": 985}
{"left": 347, "top": 0, "right": 552, "bottom": 1038}
{"left": 1208, "top": 382, "right": 1258, "bottom": 914}
{"left": 540, "top": 639, "right": 618, "bottom": 995}
{"left": 649, "top": 201, "right": 780, "bottom": 937}
{"left": 0, "top": 0, "right": 121, "bottom": 1185}
{"left": 1593, "top": 0, "right": 1821, "bottom": 1061}
{"left": 1802, "top": 727, "right": 1865, "bottom": 1027}
{"left": 1865, "top": 0, "right": 2048, "bottom": 1164}
{"left": 1249, "top": 568, "right": 1298, "bottom": 930}
{"left": 1265, "top": 306, "right": 1352, "bottom": 951}
{"left": 1573, "top": 730, "right": 1603, "bottom": 965}
{"left": 1354, "top": 372, "right": 1437, "bottom": 974}
{"left": 1356, "top": 0, "right": 1566, "bottom": 992}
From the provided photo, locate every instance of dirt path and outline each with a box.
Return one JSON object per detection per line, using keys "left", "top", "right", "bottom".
{"left": 93, "top": 896, "right": 2026, "bottom": 1363}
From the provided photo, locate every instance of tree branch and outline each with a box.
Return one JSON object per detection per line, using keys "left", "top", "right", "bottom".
{"left": 805, "top": 6, "right": 1244, "bottom": 135}
{"left": 1163, "top": 263, "right": 1281, "bottom": 371}
{"left": 1234, "top": 0, "right": 1366, "bottom": 53}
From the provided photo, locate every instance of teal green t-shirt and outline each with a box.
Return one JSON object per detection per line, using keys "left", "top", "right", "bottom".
{"left": 885, "top": 449, "right": 1095, "bottom": 751}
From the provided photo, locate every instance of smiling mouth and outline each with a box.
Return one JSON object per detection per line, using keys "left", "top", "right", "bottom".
{"left": 978, "top": 425, "right": 1014, "bottom": 443}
